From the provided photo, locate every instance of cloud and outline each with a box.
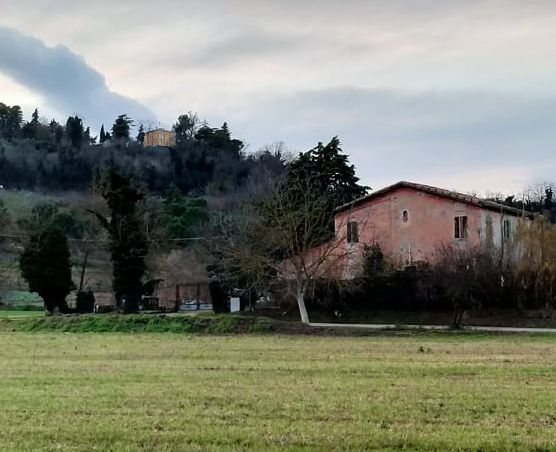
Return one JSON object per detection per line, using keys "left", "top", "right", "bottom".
{"left": 0, "top": 26, "right": 155, "bottom": 128}
{"left": 229, "top": 86, "right": 556, "bottom": 193}
{"left": 1, "top": 1, "right": 556, "bottom": 194}
{"left": 176, "top": 29, "right": 308, "bottom": 69}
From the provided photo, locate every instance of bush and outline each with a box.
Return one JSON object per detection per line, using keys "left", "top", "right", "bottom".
{"left": 304, "top": 268, "right": 434, "bottom": 316}
{"left": 206, "top": 315, "right": 240, "bottom": 334}
{"left": 0, "top": 304, "right": 43, "bottom": 311}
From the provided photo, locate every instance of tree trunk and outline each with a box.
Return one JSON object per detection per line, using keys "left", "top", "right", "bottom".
{"left": 451, "top": 300, "right": 461, "bottom": 329}
{"left": 78, "top": 249, "right": 90, "bottom": 292}
{"left": 248, "top": 291, "right": 256, "bottom": 312}
{"left": 296, "top": 286, "right": 310, "bottom": 324}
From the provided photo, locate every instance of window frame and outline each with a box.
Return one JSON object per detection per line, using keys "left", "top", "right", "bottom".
{"left": 347, "top": 221, "right": 359, "bottom": 244}
{"left": 454, "top": 215, "right": 468, "bottom": 240}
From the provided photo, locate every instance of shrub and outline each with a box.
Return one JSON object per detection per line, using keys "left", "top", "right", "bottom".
{"left": 206, "top": 315, "right": 240, "bottom": 334}
{"left": 0, "top": 304, "right": 43, "bottom": 311}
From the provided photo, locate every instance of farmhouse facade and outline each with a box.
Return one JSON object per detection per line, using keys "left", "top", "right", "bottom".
{"left": 333, "top": 181, "right": 530, "bottom": 278}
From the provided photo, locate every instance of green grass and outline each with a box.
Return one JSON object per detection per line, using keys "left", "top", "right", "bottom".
{"left": 0, "top": 333, "right": 555, "bottom": 451}
{"left": 0, "top": 310, "right": 44, "bottom": 318}
{"left": 1, "top": 290, "right": 43, "bottom": 304}
{"left": 304, "top": 308, "right": 556, "bottom": 329}
{"left": 0, "top": 314, "right": 275, "bottom": 334}
{"left": 0, "top": 189, "right": 60, "bottom": 221}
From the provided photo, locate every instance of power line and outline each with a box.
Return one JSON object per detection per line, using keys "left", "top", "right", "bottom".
{"left": 0, "top": 233, "right": 220, "bottom": 244}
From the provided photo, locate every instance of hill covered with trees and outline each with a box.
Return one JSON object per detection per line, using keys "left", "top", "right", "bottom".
{"left": 0, "top": 104, "right": 285, "bottom": 194}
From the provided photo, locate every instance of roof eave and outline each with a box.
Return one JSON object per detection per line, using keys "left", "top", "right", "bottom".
{"left": 335, "top": 181, "right": 534, "bottom": 218}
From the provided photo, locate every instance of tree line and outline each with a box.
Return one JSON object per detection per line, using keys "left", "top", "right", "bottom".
{"left": 12, "top": 136, "right": 366, "bottom": 316}
{"left": 4, "top": 101, "right": 556, "bottom": 325}
{"left": 0, "top": 103, "right": 285, "bottom": 194}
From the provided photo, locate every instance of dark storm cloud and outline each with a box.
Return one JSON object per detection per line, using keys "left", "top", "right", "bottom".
{"left": 0, "top": 26, "right": 155, "bottom": 127}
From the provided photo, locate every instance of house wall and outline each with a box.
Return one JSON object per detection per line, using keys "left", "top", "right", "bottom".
{"left": 144, "top": 130, "right": 176, "bottom": 147}
{"left": 335, "top": 187, "right": 521, "bottom": 277}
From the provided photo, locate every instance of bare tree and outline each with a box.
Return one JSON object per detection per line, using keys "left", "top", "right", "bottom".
{"left": 512, "top": 215, "right": 556, "bottom": 314}
{"left": 69, "top": 187, "right": 109, "bottom": 292}
{"left": 73, "top": 221, "right": 101, "bottom": 292}
{"left": 429, "top": 239, "right": 525, "bottom": 328}
{"left": 211, "top": 176, "right": 357, "bottom": 324}
{"left": 520, "top": 182, "right": 556, "bottom": 211}
{"left": 430, "top": 245, "right": 483, "bottom": 328}
{"left": 155, "top": 247, "right": 210, "bottom": 287}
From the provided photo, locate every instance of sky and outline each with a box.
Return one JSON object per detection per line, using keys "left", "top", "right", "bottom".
{"left": 1, "top": 0, "right": 555, "bottom": 195}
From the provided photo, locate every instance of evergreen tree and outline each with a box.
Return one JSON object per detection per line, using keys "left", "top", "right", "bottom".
{"left": 84, "top": 127, "right": 91, "bottom": 145}
{"left": 282, "top": 137, "right": 369, "bottom": 241}
{"left": 173, "top": 113, "right": 198, "bottom": 146}
{"left": 48, "top": 120, "right": 63, "bottom": 145}
{"left": 162, "top": 186, "right": 208, "bottom": 240}
{"left": 91, "top": 170, "right": 148, "bottom": 312}
{"left": 544, "top": 188, "right": 556, "bottom": 223}
{"left": 111, "top": 114, "right": 133, "bottom": 140}
{"left": 194, "top": 123, "right": 244, "bottom": 158}
{"left": 9, "top": 106, "right": 23, "bottom": 138}
{"left": 0, "top": 104, "right": 23, "bottom": 139}
{"left": 221, "top": 122, "right": 230, "bottom": 137}
{"left": 99, "top": 124, "right": 106, "bottom": 143}
{"left": 288, "top": 137, "right": 369, "bottom": 207}
{"left": 49, "top": 120, "right": 60, "bottom": 143}
{"left": 21, "top": 108, "right": 43, "bottom": 140}
{"left": 20, "top": 225, "right": 73, "bottom": 313}
{"left": 65, "top": 115, "right": 84, "bottom": 148}
{"left": 31, "top": 108, "right": 40, "bottom": 126}
{"left": 136, "top": 124, "right": 145, "bottom": 145}
{"left": 544, "top": 188, "right": 553, "bottom": 211}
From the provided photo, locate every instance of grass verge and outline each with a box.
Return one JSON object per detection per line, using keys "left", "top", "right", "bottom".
{"left": 0, "top": 313, "right": 277, "bottom": 334}
{"left": 0, "top": 310, "right": 44, "bottom": 318}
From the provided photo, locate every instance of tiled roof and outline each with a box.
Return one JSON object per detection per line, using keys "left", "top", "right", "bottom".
{"left": 146, "top": 128, "right": 174, "bottom": 133}
{"left": 335, "top": 181, "right": 533, "bottom": 217}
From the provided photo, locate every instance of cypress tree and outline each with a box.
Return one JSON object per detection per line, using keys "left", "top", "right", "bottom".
{"left": 99, "top": 124, "right": 106, "bottom": 143}
{"left": 91, "top": 170, "right": 148, "bottom": 312}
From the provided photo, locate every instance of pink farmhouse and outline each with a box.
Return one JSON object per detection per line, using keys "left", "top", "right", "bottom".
{"left": 333, "top": 181, "right": 529, "bottom": 278}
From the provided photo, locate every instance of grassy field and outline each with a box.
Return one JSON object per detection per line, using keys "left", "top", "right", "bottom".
{"left": 0, "top": 333, "right": 555, "bottom": 451}
{"left": 0, "top": 310, "right": 43, "bottom": 318}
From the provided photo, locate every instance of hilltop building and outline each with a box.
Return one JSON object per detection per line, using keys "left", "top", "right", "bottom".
{"left": 144, "top": 128, "right": 176, "bottom": 147}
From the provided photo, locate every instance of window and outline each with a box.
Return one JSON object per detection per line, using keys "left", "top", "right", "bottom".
{"left": 347, "top": 221, "right": 359, "bottom": 243}
{"left": 503, "top": 219, "right": 512, "bottom": 240}
{"left": 454, "top": 216, "right": 468, "bottom": 239}
{"left": 402, "top": 210, "right": 409, "bottom": 222}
